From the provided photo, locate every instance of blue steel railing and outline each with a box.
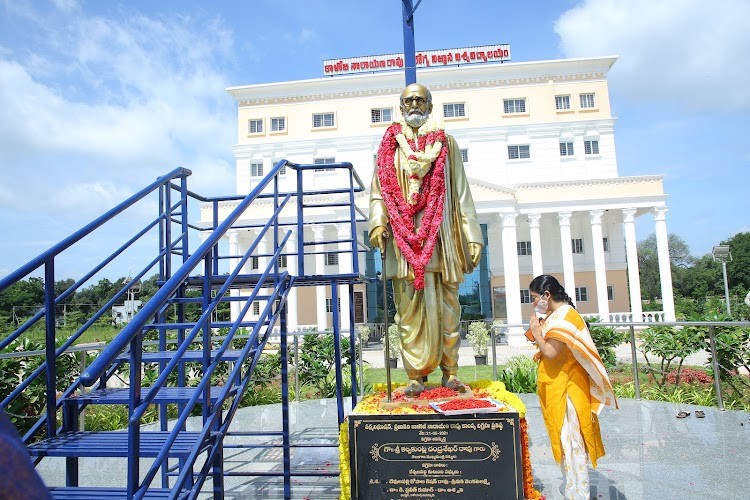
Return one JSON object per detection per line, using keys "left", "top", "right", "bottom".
{"left": 2, "top": 159, "right": 368, "bottom": 498}
{"left": 0, "top": 167, "right": 193, "bottom": 442}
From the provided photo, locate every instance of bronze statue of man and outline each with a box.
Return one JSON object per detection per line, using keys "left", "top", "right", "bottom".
{"left": 369, "top": 83, "right": 483, "bottom": 396}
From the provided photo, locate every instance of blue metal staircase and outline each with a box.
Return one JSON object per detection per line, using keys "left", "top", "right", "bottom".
{"left": 0, "top": 160, "right": 368, "bottom": 499}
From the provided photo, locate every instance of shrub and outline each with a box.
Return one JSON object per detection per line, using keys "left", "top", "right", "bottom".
{"left": 356, "top": 325, "right": 371, "bottom": 346}
{"left": 466, "top": 321, "right": 490, "bottom": 356}
{"left": 639, "top": 325, "right": 705, "bottom": 387}
{"left": 498, "top": 355, "right": 537, "bottom": 393}
{"left": 386, "top": 324, "right": 401, "bottom": 359}
{"left": 292, "top": 333, "right": 357, "bottom": 397}
{"left": 587, "top": 318, "right": 626, "bottom": 368}
{"left": 665, "top": 367, "right": 713, "bottom": 385}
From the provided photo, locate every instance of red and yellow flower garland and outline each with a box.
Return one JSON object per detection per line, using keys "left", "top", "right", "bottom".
{"left": 339, "top": 381, "right": 544, "bottom": 499}
{"left": 376, "top": 122, "right": 447, "bottom": 290}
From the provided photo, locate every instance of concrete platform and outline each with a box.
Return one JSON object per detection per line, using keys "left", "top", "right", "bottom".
{"left": 36, "top": 393, "right": 750, "bottom": 499}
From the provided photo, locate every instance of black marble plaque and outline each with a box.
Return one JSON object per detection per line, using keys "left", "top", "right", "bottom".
{"left": 349, "top": 412, "right": 523, "bottom": 500}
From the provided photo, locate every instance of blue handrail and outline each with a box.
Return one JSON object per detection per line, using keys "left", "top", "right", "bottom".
{"left": 0, "top": 167, "right": 191, "bottom": 293}
{"left": 80, "top": 160, "right": 289, "bottom": 386}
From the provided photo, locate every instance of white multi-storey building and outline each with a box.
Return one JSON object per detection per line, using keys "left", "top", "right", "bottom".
{"left": 218, "top": 54, "right": 675, "bottom": 345}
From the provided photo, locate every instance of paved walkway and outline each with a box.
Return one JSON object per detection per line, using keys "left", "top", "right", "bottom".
{"left": 37, "top": 394, "right": 750, "bottom": 499}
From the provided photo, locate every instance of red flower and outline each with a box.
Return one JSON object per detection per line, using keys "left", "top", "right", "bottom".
{"left": 377, "top": 123, "right": 447, "bottom": 290}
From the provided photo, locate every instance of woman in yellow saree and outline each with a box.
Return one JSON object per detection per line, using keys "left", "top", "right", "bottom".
{"left": 527, "top": 275, "right": 617, "bottom": 500}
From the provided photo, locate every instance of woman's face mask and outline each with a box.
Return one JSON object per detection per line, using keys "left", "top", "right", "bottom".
{"left": 534, "top": 293, "right": 548, "bottom": 316}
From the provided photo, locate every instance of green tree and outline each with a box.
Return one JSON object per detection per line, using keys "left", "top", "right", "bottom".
{"left": 54, "top": 278, "right": 76, "bottom": 301}
{"left": 722, "top": 232, "right": 750, "bottom": 297}
{"left": 637, "top": 233, "right": 694, "bottom": 301}
{"left": 674, "top": 254, "right": 722, "bottom": 301}
{"left": 0, "top": 277, "right": 45, "bottom": 328}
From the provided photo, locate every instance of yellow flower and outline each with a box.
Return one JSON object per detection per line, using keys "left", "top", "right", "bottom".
{"left": 339, "top": 421, "right": 351, "bottom": 500}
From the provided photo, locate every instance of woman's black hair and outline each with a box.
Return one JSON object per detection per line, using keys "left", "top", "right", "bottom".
{"left": 529, "top": 274, "right": 576, "bottom": 309}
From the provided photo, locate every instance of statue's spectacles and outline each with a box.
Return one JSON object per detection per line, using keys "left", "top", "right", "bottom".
{"left": 401, "top": 96, "right": 429, "bottom": 106}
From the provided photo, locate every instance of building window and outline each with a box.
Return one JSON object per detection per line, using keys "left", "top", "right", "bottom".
{"left": 325, "top": 252, "right": 339, "bottom": 266}
{"left": 271, "top": 117, "right": 286, "bottom": 132}
{"left": 250, "top": 256, "right": 259, "bottom": 270}
{"left": 443, "top": 102, "right": 466, "bottom": 118}
{"left": 326, "top": 297, "right": 341, "bottom": 313}
{"left": 517, "top": 241, "right": 532, "bottom": 256}
{"left": 520, "top": 289, "right": 531, "bottom": 304}
{"left": 314, "top": 157, "right": 336, "bottom": 172}
{"left": 460, "top": 148, "right": 469, "bottom": 163}
{"left": 503, "top": 98, "right": 526, "bottom": 114}
{"left": 273, "top": 160, "right": 287, "bottom": 175}
{"left": 276, "top": 254, "right": 287, "bottom": 268}
{"left": 253, "top": 301, "right": 260, "bottom": 315}
{"left": 248, "top": 118, "right": 263, "bottom": 134}
{"left": 559, "top": 142, "right": 575, "bottom": 156}
{"left": 555, "top": 95, "right": 571, "bottom": 110}
{"left": 575, "top": 287, "right": 588, "bottom": 302}
{"left": 250, "top": 161, "right": 264, "bottom": 177}
{"left": 607, "top": 285, "right": 614, "bottom": 301}
{"left": 371, "top": 108, "right": 392, "bottom": 123}
{"left": 571, "top": 238, "right": 584, "bottom": 254}
{"left": 584, "top": 140, "right": 600, "bottom": 155}
{"left": 508, "top": 145, "right": 530, "bottom": 160}
{"left": 603, "top": 237, "right": 609, "bottom": 252}
{"left": 312, "top": 112, "right": 335, "bottom": 128}
{"left": 580, "top": 93, "right": 596, "bottom": 109}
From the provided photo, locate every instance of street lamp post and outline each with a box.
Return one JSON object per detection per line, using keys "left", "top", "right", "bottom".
{"left": 712, "top": 245, "right": 732, "bottom": 317}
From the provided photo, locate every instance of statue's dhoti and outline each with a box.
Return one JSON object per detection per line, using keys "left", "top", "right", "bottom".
{"left": 392, "top": 272, "right": 461, "bottom": 380}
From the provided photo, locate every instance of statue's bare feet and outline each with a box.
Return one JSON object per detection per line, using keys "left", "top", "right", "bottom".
{"left": 404, "top": 379, "right": 425, "bottom": 397}
{"left": 442, "top": 375, "right": 467, "bottom": 393}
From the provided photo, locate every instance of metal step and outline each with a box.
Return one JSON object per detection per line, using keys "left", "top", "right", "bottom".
{"left": 28, "top": 431, "right": 201, "bottom": 458}
{"left": 116, "top": 349, "right": 249, "bottom": 363}
{"left": 50, "top": 487, "right": 173, "bottom": 499}
{"left": 69, "top": 386, "right": 234, "bottom": 406}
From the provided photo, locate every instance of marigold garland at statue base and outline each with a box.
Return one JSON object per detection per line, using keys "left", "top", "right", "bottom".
{"left": 339, "top": 381, "right": 545, "bottom": 500}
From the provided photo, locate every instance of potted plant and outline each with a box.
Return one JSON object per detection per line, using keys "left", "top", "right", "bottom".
{"left": 467, "top": 321, "right": 490, "bottom": 365}
{"left": 356, "top": 324, "right": 371, "bottom": 348}
{"left": 386, "top": 324, "right": 401, "bottom": 368}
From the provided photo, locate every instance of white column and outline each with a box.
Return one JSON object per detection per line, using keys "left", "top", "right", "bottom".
{"left": 589, "top": 210, "right": 609, "bottom": 320}
{"left": 312, "top": 225, "right": 328, "bottom": 331}
{"left": 256, "top": 232, "right": 269, "bottom": 322}
{"left": 528, "top": 213, "right": 543, "bottom": 278}
{"left": 337, "top": 223, "right": 352, "bottom": 336}
{"left": 500, "top": 213, "right": 524, "bottom": 345}
{"left": 285, "top": 230, "right": 299, "bottom": 334}
{"left": 558, "top": 211, "right": 576, "bottom": 296}
{"left": 228, "top": 231, "right": 240, "bottom": 321}
{"left": 654, "top": 207, "right": 676, "bottom": 321}
{"left": 257, "top": 231, "right": 269, "bottom": 271}
{"left": 622, "top": 208, "right": 643, "bottom": 322}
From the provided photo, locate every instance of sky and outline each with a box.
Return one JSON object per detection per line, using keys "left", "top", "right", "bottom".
{"left": 1, "top": 0, "right": 749, "bottom": 281}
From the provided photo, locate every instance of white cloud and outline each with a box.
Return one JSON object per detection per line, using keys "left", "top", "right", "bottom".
{"left": 555, "top": 0, "right": 750, "bottom": 112}
{"left": 185, "top": 157, "right": 236, "bottom": 197}
{"left": 47, "top": 181, "right": 137, "bottom": 217}
{"left": 50, "top": 0, "right": 80, "bottom": 13}
{"left": 0, "top": 9, "right": 236, "bottom": 191}
{"left": 0, "top": 184, "right": 15, "bottom": 208}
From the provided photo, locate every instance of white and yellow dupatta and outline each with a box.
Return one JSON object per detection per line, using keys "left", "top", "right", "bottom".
{"left": 542, "top": 305, "right": 618, "bottom": 414}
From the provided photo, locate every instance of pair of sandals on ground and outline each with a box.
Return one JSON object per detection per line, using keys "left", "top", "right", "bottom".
{"left": 676, "top": 410, "right": 705, "bottom": 418}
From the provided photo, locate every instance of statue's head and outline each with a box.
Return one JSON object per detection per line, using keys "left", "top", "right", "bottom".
{"left": 399, "top": 83, "right": 433, "bottom": 128}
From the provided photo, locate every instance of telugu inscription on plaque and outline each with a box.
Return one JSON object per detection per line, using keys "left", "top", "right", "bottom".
{"left": 350, "top": 413, "right": 523, "bottom": 499}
